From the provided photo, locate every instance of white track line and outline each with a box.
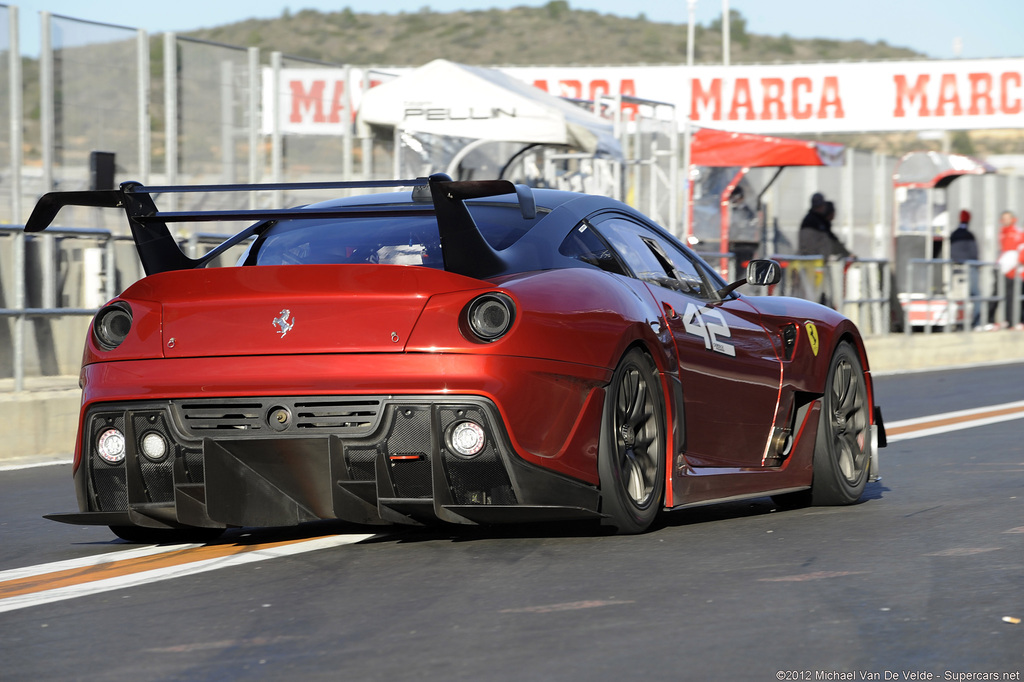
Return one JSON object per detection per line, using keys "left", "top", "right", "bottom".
{"left": 0, "top": 543, "right": 203, "bottom": 582}
{"left": 0, "top": 534, "right": 375, "bottom": 614}
{"left": 0, "top": 458, "right": 72, "bottom": 472}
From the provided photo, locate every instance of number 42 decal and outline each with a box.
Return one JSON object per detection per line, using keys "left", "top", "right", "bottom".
{"left": 683, "top": 303, "right": 736, "bottom": 356}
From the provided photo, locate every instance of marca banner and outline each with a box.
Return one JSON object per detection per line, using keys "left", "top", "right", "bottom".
{"left": 504, "top": 59, "right": 1024, "bottom": 134}
{"left": 265, "top": 59, "right": 1024, "bottom": 136}
{"left": 261, "top": 67, "right": 391, "bottom": 135}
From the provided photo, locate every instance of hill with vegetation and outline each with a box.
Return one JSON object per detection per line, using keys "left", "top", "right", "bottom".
{"left": 183, "top": 2, "right": 924, "bottom": 66}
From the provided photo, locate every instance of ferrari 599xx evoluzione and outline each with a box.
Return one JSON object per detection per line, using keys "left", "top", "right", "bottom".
{"left": 27, "top": 174, "right": 884, "bottom": 539}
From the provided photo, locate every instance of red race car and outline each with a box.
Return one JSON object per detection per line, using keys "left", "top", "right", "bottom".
{"left": 28, "top": 174, "right": 884, "bottom": 540}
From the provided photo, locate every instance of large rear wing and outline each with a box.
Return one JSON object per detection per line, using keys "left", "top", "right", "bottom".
{"left": 25, "top": 174, "right": 536, "bottom": 279}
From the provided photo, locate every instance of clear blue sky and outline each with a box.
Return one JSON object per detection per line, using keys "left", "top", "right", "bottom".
{"left": 11, "top": 0, "right": 1023, "bottom": 60}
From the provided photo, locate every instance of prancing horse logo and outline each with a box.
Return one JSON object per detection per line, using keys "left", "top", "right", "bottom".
{"left": 273, "top": 309, "right": 295, "bottom": 337}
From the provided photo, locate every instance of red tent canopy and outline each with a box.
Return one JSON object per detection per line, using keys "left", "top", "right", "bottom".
{"left": 691, "top": 127, "right": 845, "bottom": 168}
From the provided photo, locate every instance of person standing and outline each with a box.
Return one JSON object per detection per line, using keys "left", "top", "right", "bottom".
{"left": 951, "top": 210, "right": 980, "bottom": 327}
{"left": 798, "top": 193, "right": 851, "bottom": 259}
{"left": 951, "top": 210, "right": 979, "bottom": 262}
{"left": 998, "top": 210, "right": 1024, "bottom": 326}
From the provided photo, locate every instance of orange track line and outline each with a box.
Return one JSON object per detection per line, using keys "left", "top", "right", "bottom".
{"left": 887, "top": 404, "right": 1024, "bottom": 436}
{"left": 0, "top": 535, "right": 330, "bottom": 600}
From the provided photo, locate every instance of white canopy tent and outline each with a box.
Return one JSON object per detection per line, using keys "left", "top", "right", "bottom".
{"left": 356, "top": 59, "right": 621, "bottom": 180}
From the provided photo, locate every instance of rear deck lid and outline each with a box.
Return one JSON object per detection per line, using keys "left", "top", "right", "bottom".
{"left": 121, "top": 264, "right": 488, "bottom": 358}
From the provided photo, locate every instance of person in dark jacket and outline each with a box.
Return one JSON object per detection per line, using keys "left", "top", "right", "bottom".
{"left": 951, "top": 209, "right": 980, "bottom": 327}
{"left": 798, "top": 193, "right": 851, "bottom": 258}
{"left": 950, "top": 209, "right": 979, "bottom": 263}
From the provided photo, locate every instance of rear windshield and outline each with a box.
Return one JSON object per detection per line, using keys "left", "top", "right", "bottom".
{"left": 245, "top": 202, "right": 540, "bottom": 268}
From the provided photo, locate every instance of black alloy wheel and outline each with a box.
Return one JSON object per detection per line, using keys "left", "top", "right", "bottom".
{"left": 810, "top": 341, "right": 871, "bottom": 505}
{"left": 598, "top": 348, "right": 666, "bottom": 534}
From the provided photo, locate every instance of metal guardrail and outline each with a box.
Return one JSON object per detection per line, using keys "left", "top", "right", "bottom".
{"left": 769, "top": 255, "right": 891, "bottom": 335}
{"left": 904, "top": 259, "right": 1018, "bottom": 334}
{"left": 770, "top": 254, "right": 829, "bottom": 302}
{"left": 0, "top": 225, "right": 119, "bottom": 391}
{"left": 840, "top": 258, "right": 892, "bottom": 336}
{"left": 1, "top": 225, "right": 243, "bottom": 391}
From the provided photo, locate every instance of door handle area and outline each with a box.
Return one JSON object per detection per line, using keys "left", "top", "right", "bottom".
{"left": 662, "top": 302, "right": 680, "bottom": 320}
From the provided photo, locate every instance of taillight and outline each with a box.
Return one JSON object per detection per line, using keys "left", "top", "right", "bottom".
{"left": 93, "top": 302, "right": 133, "bottom": 351}
{"left": 464, "top": 293, "right": 515, "bottom": 342}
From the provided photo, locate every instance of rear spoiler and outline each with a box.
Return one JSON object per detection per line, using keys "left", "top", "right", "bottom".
{"left": 25, "top": 174, "right": 537, "bottom": 279}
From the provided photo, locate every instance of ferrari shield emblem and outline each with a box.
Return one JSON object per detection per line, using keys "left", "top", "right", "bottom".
{"left": 804, "top": 321, "right": 819, "bottom": 356}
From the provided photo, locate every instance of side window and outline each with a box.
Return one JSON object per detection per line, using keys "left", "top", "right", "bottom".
{"left": 559, "top": 221, "right": 629, "bottom": 276}
{"left": 646, "top": 234, "right": 721, "bottom": 300}
{"left": 593, "top": 218, "right": 667, "bottom": 282}
{"left": 594, "top": 216, "right": 717, "bottom": 300}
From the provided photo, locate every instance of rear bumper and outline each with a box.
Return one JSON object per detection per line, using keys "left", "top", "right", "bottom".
{"left": 49, "top": 395, "right": 602, "bottom": 530}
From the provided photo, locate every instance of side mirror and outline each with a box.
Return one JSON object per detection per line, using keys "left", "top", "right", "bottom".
{"left": 715, "top": 259, "right": 782, "bottom": 298}
{"left": 746, "top": 259, "right": 782, "bottom": 286}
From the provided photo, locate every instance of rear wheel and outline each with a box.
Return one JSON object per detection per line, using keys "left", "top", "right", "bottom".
{"left": 808, "top": 341, "right": 871, "bottom": 505}
{"left": 598, "top": 349, "right": 666, "bottom": 534}
{"left": 110, "top": 525, "right": 224, "bottom": 544}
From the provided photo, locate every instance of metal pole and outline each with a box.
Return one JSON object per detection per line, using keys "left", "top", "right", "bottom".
{"left": 721, "top": 0, "right": 730, "bottom": 66}
{"left": 9, "top": 5, "right": 22, "bottom": 223}
{"left": 42, "top": 233, "right": 55, "bottom": 309}
{"left": 248, "top": 46, "right": 260, "bottom": 206}
{"left": 983, "top": 173, "right": 998, "bottom": 263}
{"left": 632, "top": 115, "right": 641, "bottom": 209}
{"left": 669, "top": 107, "right": 679, "bottom": 237}
{"left": 361, "top": 69, "right": 373, "bottom": 181}
{"left": 1008, "top": 171, "right": 1019, "bottom": 227}
{"left": 682, "top": 0, "right": 697, "bottom": 242}
{"left": 842, "top": 147, "right": 855, "bottom": 252}
{"left": 104, "top": 233, "right": 116, "bottom": 302}
{"left": 40, "top": 11, "right": 53, "bottom": 193}
{"left": 873, "top": 152, "right": 886, "bottom": 259}
{"left": 1014, "top": 268, "right": 1023, "bottom": 328}
{"left": 343, "top": 64, "right": 353, "bottom": 182}
{"left": 137, "top": 29, "right": 150, "bottom": 184}
{"left": 393, "top": 126, "right": 401, "bottom": 179}
{"left": 164, "top": 32, "right": 178, "bottom": 210}
{"left": 221, "top": 59, "right": 235, "bottom": 184}
{"left": 13, "top": 229, "right": 25, "bottom": 391}
{"left": 271, "top": 51, "right": 283, "bottom": 207}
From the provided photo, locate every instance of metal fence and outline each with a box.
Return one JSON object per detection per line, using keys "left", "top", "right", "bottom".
{"left": 903, "top": 259, "right": 1020, "bottom": 332}
{"left": 41, "top": 14, "right": 147, "bottom": 230}
{"left": 3, "top": 8, "right": 1023, "bottom": 246}
{"left": 4, "top": 5, "right": 1024, "bottom": 387}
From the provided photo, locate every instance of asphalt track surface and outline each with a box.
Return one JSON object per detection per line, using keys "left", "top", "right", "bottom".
{"left": 1, "top": 363, "right": 1022, "bottom": 681}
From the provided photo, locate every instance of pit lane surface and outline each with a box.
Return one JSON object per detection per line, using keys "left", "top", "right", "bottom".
{"left": 1, "top": 363, "right": 1022, "bottom": 681}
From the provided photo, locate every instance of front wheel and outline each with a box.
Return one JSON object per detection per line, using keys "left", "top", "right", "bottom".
{"left": 809, "top": 341, "right": 871, "bottom": 505}
{"left": 598, "top": 349, "right": 666, "bottom": 534}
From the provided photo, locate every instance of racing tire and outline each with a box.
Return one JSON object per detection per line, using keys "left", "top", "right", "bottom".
{"left": 808, "top": 340, "right": 871, "bottom": 505}
{"left": 109, "top": 525, "right": 224, "bottom": 545}
{"left": 598, "top": 348, "right": 666, "bottom": 534}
